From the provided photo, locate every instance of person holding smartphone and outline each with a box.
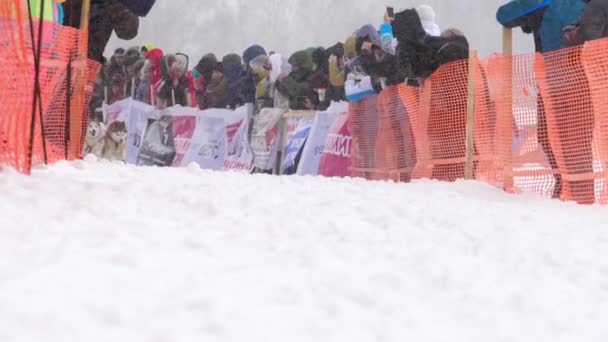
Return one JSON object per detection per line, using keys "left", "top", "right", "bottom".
{"left": 275, "top": 50, "right": 316, "bottom": 110}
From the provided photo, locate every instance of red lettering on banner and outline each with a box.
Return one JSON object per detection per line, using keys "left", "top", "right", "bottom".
{"left": 323, "top": 134, "right": 352, "bottom": 158}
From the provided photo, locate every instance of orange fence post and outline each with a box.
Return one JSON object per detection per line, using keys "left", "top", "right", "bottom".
{"left": 502, "top": 27, "right": 514, "bottom": 191}
{"left": 465, "top": 50, "right": 478, "bottom": 180}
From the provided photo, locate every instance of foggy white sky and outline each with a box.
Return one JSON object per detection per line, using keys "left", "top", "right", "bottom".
{"left": 106, "top": 0, "right": 534, "bottom": 63}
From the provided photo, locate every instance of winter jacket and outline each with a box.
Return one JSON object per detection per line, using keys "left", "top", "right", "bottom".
{"left": 195, "top": 54, "right": 219, "bottom": 84}
{"left": 393, "top": 9, "right": 457, "bottom": 81}
{"left": 117, "top": 0, "right": 156, "bottom": 17}
{"left": 242, "top": 45, "right": 267, "bottom": 104}
{"left": 276, "top": 51, "right": 315, "bottom": 110}
{"left": 576, "top": 0, "right": 608, "bottom": 43}
{"left": 63, "top": 0, "right": 140, "bottom": 62}
{"left": 204, "top": 78, "right": 226, "bottom": 109}
{"left": 353, "top": 24, "right": 403, "bottom": 89}
{"left": 146, "top": 48, "right": 164, "bottom": 90}
{"left": 221, "top": 60, "right": 248, "bottom": 109}
{"left": 436, "top": 35, "right": 470, "bottom": 65}
{"left": 496, "top": 0, "right": 586, "bottom": 52}
{"left": 321, "top": 43, "right": 346, "bottom": 103}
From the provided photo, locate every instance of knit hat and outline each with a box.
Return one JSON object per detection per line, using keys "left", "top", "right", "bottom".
{"left": 355, "top": 24, "right": 381, "bottom": 47}
{"left": 288, "top": 50, "right": 314, "bottom": 71}
{"left": 146, "top": 48, "right": 164, "bottom": 65}
{"left": 125, "top": 46, "right": 141, "bottom": 66}
{"left": 327, "top": 42, "right": 344, "bottom": 59}
{"left": 222, "top": 53, "right": 242, "bottom": 65}
{"left": 243, "top": 45, "right": 267, "bottom": 65}
{"left": 142, "top": 43, "right": 156, "bottom": 52}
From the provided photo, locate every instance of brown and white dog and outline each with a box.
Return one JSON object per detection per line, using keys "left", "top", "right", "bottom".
{"left": 102, "top": 121, "right": 128, "bottom": 161}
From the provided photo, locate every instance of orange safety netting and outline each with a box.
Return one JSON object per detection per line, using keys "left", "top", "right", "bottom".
{"left": 350, "top": 40, "right": 608, "bottom": 204}
{"left": 0, "top": 1, "right": 98, "bottom": 173}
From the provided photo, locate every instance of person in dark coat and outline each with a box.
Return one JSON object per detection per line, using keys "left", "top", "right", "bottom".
{"left": 347, "top": 24, "right": 408, "bottom": 180}
{"left": 194, "top": 54, "right": 219, "bottom": 109}
{"left": 276, "top": 50, "right": 316, "bottom": 110}
{"left": 124, "top": 46, "right": 143, "bottom": 97}
{"left": 496, "top": 0, "right": 585, "bottom": 53}
{"left": 392, "top": 9, "right": 450, "bottom": 84}
{"left": 394, "top": 11, "right": 472, "bottom": 181}
{"left": 437, "top": 29, "right": 470, "bottom": 65}
{"left": 220, "top": 54, "right": 247, "bottom": 109}
{"left": 203, "top": 62, "right": 226, "bottom": 109}
{"left": 62, "top": 0, "right": 151, "bottom": 62}
{"left": 350, "top": 24, "right": 403, "bottom": 91}
{"left": 242, "top": 45, "right": 267, "bottom": 104}
{"left": 563, "top": 0, "right": 608, "bottom": 45}
{"left": 497, "top": 0, "right": 594, "bottom": 203}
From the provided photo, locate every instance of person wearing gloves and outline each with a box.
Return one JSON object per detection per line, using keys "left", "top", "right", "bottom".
{"left": 328, "top": 36, "right": 357, "bottom": 94}
{"left": 268, "top": 53, "right": 292, "bottom": 110}
{"left": 275, "top": 50, "right": 316, "bottom": 110}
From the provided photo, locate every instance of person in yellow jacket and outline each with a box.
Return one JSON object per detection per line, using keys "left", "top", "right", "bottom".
{"left": 328, "top": 36, "right": 356, "bottom": 89}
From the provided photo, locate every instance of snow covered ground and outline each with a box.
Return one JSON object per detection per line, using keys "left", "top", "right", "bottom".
{"left": 0, "top": 159, "right": 607, "bottom": 342}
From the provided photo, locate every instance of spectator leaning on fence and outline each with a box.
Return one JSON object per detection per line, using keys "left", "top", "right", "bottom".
{"left": 242, "top": 45, "right": 268, "bottom": 105}
{"left": 562, "top": 0, "right": 608, "bottom": 46}
{"left": 193, "top": 53, "right": 219, "bottom": 110}
{"left": 276, "top": 50, "right": 316, "bottom": 111}
{"left": 497, "top": 0, "right": 594, "bottom": 203}
{"left": 62, "top": 0, "right": 150, "bottom": 62}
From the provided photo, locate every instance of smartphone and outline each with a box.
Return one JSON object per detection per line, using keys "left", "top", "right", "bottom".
{"left": 386, "top": 6, "right": 395, "bottom": 20}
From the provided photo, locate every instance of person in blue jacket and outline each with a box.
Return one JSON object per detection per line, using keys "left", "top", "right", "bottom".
{"left": 497, "top": 0, "right": 595, "bottom": 203}
{"left": 496, "top": 0, "right": 586, "bottom": 52}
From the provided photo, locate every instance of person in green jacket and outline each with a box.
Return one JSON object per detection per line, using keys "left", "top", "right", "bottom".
{"left": 276, "top": 50, "right": 316, "bottom": 110}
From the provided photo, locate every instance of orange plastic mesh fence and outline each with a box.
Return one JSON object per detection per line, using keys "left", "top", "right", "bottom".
{"left": 0, "top": 1, "right": 34, "bottom": 173}
{"left": 350, "top": 39, "right": 608, "bottom": 204}
{"left": 535, "top": 43, "right": 606, "bottom": 204}
{"left": 581, "top": 39, "right": 608, "bottom": 204}
{"left": 421, "top": 59, "right": 470, "bottom": 181}
{"left": 0, "top": 1, "right": 98, "bottom": 173}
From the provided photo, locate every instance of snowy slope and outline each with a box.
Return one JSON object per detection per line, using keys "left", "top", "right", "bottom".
{"left": 0, "top": 160, "right": 607, "bottom": 342}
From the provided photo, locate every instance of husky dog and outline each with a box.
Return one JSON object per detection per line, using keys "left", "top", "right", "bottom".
{"left": 102, "top": 121, "right": 128, "bottom": 161}
{"left": 82, "top": 121, "right": 106, "bottom": 157}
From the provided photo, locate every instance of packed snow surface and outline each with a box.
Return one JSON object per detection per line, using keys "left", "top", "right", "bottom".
{"left": 0, "top": 160, "right": 607, "bottom": 342}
